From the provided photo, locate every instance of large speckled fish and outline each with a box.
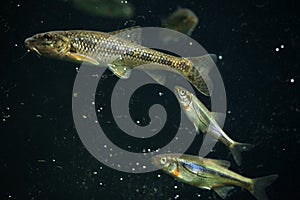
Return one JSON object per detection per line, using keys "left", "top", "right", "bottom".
{"left": 24, "top": 27, "right": 215, "bottom": 96}
{"left": 152, "top": 153, "right": 278, "bottom": 200}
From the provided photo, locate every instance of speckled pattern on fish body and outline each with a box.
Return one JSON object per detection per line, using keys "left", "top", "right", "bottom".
{"left": 25, "top": 28, "right": 214, "bottom": 96}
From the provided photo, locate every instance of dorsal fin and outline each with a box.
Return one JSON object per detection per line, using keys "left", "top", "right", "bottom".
{"left": 206, "top": 158, "right": 231, "bottom": 168}
{"left": 109, "top": 26, "right": 142, "bottom": 44}
{"left": 210, "top": 112, "right": 226, "bottom": 126}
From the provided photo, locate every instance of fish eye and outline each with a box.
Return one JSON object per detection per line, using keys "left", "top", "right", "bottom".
{"left": 160, "top": 157, "right": 167, "bottom": 164}
{"left": 43, "top": 33, "right": 52, "bottom": 40}
{"left": 180, "top": 90, "right": 185, "bottom": 96}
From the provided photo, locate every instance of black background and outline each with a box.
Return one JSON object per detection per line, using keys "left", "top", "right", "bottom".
{"left": 0, "top": 0, "right": 299, "bottom": 199}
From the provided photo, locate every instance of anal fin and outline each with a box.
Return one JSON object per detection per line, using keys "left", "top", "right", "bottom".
{"left": 214, "top": 186, "right": 234, "bottom": 199}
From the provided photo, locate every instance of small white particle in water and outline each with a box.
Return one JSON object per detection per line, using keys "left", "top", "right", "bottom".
{"left": 147, "top": 148, "right": 151, "bottom": 152}
{"left": 95, "top": 120, "right": 98, "bottom": 123}
{"left": 175, "top": 194, "right": 180, "bottom": 199}
{"left": 8, "top": 195, "right": 11, "bottom": 198}
{"left": 281, "top": 44, "right": 284, "bottom": 48}
{"left": 40, "top": 20, "right": 44, "bottom": 24}
{"left": 275, "top": 47, "right": 279, "bottom": 52}
{"left": 100, "top": 107, "right": 103, "bottom": 110}
{"left": 99, "top": 166, "right": 103, "bottom": 169}
{"left": 174, "top": 185, "right": 178, "bottom": 189}
{"left": 136, "top": 162, "right": 140, "bottom": 165}
{"left": 6, "top": 107, "right": 10, "bottom": 110}
{"left": 282, "top": 148, "right": 285, "bottom": 151}
{"left": 104, "top": 145, "right": 107, "bottom": 148}
{"left": 3, "top": 118, "right": 6, "bottom": 122}
{"left": 82, "top": 115, "right": 87, "bottom": 119}
{"left": 227, "top": 110, "right": 231, "bottom": 114}
{"left": 14, "top": 44, "right": 18, "bottom": 47}
{"left": 17, "top": 4, "right": 20, "bottom": 7}
{"left": 132, "top": 168, "right": 135, "bottom": 171}
{"left": 157, "top": 174, "right": 161, "bottom": 178}
{"left": 197, "top": 194, "right": 201, "bottom": 197}
{"left": 189, "top": 41, "right": 193, "bottom": 45}
{"left": 92, "top": 102, "right": 95, "bottom": 105}
{"left": 52, "top": 159, "right": 56, "bottom": 162}
{"left": 291, "top": 79, "right": 294, "bottom": 83}
{"left": 142, "top": 165, "right": 146, "bottom": 169}
{"left": 99, "top": 182, "right": 103, "bottom": 186}
{"left": 136, "top": 120, "right": 140, "bottom": 124}
{"left": 36, "top": 114, "right": 42, "bottom": 118}
{"left": 158, "top": 92, "right": 164, "bottom": 96}
{"left": 120, "top": 177, "right": 123, "bottom": 181}
{"left": 218, "top": 55, "right": 223, "bottom": 60}
{"left": 93, "top": 171, "right": 98, "bottom": 175}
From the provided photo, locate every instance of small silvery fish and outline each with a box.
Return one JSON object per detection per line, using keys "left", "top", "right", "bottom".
{"left": 174, "top": 86, "right": 254, "bottom": 165}
{"left": 152, "top": 153, "right": 278, "bottom": 200}
{"left": 24, "top": 27, "right": 214, "bottom": 96}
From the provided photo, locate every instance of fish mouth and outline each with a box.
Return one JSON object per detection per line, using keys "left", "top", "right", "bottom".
{"left": 24, "top": 37, "right": 41, "bottom": 55}
{"left": 151, "top": 155, "right": 162, "bottom": 168}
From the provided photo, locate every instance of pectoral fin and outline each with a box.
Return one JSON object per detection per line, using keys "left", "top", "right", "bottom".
{"left": 67, "top": 53, "right": 99, "bottom": 65}
{"left": 214, "top": 186, "right": 234, "bottom": 199}
{"left": 109, "top": 26, "right": 142, "bottom": 45}
{"left": 108, "top": 64, "right": 131, "bottom": 79}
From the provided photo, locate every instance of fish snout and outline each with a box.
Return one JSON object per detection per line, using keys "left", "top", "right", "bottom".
{"left": 24, "top": 37, "right": 41, "bottom": 55}
{"left": 24, "top": 37, "right": 34, "bottom": 48}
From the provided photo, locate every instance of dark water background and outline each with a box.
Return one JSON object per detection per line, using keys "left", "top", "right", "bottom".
{"left": 1, "top": 0, "right": 299, "bottom": 199}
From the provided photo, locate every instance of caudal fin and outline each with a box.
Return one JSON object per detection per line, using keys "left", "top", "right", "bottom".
{"left": 230, "top": 142, "right": 254, "bottom": 166}
{"left": 251, "top": 174, "right": 278, "bottom": 200}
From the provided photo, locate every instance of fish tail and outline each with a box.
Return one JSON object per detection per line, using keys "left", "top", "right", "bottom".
{"left": 230, "top": 142, "right": 254, "bottom": 166}
{"left": 250, "top": 174, "right": 278, "bottom": 200}
{"left": 186, "top": 54, "right": 216, "bottom": 96}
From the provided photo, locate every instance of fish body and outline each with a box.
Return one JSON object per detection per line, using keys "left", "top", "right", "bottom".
{"left": 174, "top": 86, "right": 254, "bottom": 165}
{"left": 163, "top": 8, "right": 199, "bottom": 36}
{"left": 152, "top": 153, "right": 278, "bottom": 200}
{"left": 24, "top": 28, "right": 214, "bottom": 96}
{"left": 70, "top": 0, "right": 134, "bottom": 18}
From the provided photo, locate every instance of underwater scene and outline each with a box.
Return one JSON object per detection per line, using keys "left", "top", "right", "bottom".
{"left": 1, "top": 0, "right": 299, "bottom": 199}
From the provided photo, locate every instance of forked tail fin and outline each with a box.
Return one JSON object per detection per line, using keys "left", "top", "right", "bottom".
{"left": 251, "top": 174, "right": 278, "bottom": 200}
{"left": 230, "top": 142, "right": 254, "bottom": 166}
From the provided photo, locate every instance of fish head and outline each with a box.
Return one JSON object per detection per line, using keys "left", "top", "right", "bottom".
{"left": 151, "top": 154, "right": 180, "bottom": 174}
{"left": 24, "top": 32, "right": 71, "bottom": 58}
{"left": 174, "top": 86, "right": 192, "bottom": 108}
